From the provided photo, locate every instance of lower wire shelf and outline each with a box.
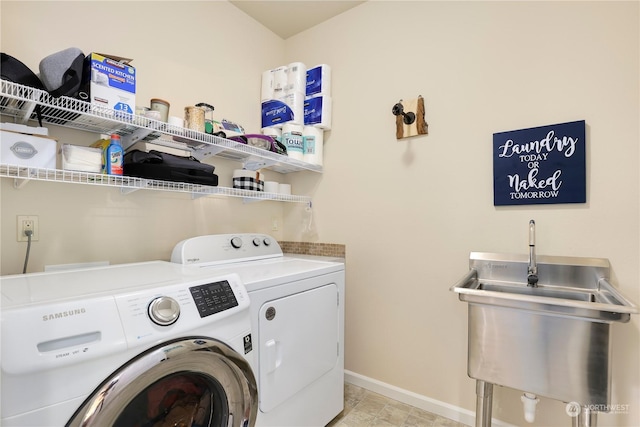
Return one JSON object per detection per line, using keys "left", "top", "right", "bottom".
{"left": 0, "top": 164, "right": 311, "bottom": 204}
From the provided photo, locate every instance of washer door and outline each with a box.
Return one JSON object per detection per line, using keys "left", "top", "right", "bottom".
{"left": 66, "top": 337, "right": 257, "bottom": 427}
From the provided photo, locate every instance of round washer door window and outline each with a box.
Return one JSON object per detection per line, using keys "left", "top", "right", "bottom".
{"left": 66, "top": 337, "right": 257, "bottom": 427}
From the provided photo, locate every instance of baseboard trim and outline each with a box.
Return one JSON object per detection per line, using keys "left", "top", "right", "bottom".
{"left": 344, "top": 370, "right": 515, "bottom": 427}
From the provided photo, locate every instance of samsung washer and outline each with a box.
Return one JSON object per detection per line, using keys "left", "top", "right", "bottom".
{"left": 171, "top": 234, "right": 345, "bottom": 427}
{"left": 1, "top": 261, "right": 257, "bottom": 427}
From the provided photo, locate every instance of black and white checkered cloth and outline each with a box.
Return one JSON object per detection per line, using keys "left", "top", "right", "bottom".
{"left": 233, "top": 177, "right": 264, "bottom": 191}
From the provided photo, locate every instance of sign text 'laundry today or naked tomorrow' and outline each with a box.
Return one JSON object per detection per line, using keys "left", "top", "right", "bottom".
{"left": 493, "top": 120, "right": 586, "bottom": 206}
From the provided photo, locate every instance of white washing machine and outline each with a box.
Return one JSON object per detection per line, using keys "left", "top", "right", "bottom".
{"left": 1, "top": 261, "right": 258, "bottom": 427}
{"left": 171, "top": 234, "right": 345, "bottom": 427}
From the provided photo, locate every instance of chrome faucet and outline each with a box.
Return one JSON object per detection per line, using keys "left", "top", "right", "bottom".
{"left": 527, "top": 220, "right": 538, "bottom": 287}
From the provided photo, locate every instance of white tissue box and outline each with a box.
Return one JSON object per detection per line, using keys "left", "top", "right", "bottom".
{"left": 0, "top": 130, "right": 57, "bottom": 169}
{"left": 61, "top": 144, "right": 102, "bottom": 173}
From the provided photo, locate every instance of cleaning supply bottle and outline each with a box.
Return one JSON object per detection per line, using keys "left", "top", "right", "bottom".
{"left": 105, "top": 134, "right": 123, "bottom": 175}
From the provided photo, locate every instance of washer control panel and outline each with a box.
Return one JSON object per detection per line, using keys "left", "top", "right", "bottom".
{"left": 115, "top": 273, "right": 249, "bottom": 345}
{"left": 189, "top": 279, "right": 238, "bottom": 318}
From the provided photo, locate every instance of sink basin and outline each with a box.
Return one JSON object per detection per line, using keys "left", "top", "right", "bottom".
{"left": 451, "top": 252, "right": 638, "bottom": 406}
{"left": 451, "top": 252, "right": 637, "bottom": 322}
{"left": 477, "top": 282, "right": 596, "bottom": 302}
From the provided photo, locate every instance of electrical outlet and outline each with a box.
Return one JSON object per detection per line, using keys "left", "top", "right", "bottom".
{"left": 271, "top": 218, "right": 279, "bottom": 231}
{"left": 17, "top": 215, "right": 39, "bottom": 242}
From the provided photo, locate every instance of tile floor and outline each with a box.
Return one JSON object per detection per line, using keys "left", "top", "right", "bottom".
{"left": 327, "top": 383, "right": 467, "bottom": 427}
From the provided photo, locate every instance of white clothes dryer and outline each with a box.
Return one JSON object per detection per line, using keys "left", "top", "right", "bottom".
{"left": 1, "top": 261, "right": 257, "bottom": 427}
{"left": 171, "top": 234, "right": 345, "bottom": 427}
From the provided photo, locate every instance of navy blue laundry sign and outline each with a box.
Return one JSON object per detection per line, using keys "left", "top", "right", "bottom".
{"left": 493, "top": 120, "right": 586, "bottom": 206}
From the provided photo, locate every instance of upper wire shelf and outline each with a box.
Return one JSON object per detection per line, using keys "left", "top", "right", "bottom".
{"left": 0, "top": 80, "right": 322, "bottom": 174}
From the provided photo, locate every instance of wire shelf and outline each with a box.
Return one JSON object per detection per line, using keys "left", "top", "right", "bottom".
{"left": 0, "top": 164, "right": 311, "bottom": 204}
{"left": 0, "top": 80, "right": 323, "bottom": 174}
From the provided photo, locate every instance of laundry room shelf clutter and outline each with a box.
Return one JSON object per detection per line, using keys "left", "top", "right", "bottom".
{"left": 0, "top": 80, "right": 317, "bottom": 203}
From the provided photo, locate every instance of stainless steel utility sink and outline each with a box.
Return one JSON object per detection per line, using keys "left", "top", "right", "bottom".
{"left": 451, "top": 251, "right": 638, "bottom": 427}
{"left": 452, "top": 252, "right": 637, "bottom": 323}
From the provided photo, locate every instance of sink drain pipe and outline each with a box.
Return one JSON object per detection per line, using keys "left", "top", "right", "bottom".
{"left": 521, "top": 393, "right": 539, "bottom": 423}
{"left": 474, "top": 382, "right": 598, "bottom": 427}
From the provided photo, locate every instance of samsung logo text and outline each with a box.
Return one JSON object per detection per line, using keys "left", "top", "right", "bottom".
{"left": 43, "top": 308, "right": 86, "bottom": 321}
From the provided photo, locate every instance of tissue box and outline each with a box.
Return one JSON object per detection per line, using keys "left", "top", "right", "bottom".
{"left": 0, "top": 130, "right": 57, "bottom": 169}
{"left": 80, "top": 53, "right": 136, "bottom": 114}
{"left": 61, "top": 144, "right": 102, "bottom": 173}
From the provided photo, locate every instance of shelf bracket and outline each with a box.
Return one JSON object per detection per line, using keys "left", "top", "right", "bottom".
{"left": 244, "top": 159, "right": 277, "bottom": 171}
{"left": 191, "top": 146, "right": 226, "bottom": 161}
{"left": 120, "top": 128, "right": 156, "bottom": 150}
{"left": 13, "top": 177, "right": 30, "bottom": 189}
{"left": 19, "top": 101, "right": 37, "bottom": 124}
{"left": 242, "top": 197, "right": 266, "bottom": 204}
{"left": 120, "top": 187, "right": 141, "bottom": 195}
{"left": 191, "top": 187, "right": 221, "bottom": 199}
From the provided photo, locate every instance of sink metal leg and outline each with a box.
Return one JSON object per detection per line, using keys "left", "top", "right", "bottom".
{"left": 475, "top": 380, "right": 493, "bottom": 427}
{"left": 571, "top": 406, "right": 597, "bottom": 427}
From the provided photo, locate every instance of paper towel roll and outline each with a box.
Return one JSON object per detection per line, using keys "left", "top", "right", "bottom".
{"left": 278, "top": 183, "right": 291, "bottom": 195}
{"left": 282, "top": 123, "right": 304, "bottom": 161}
{"left": 261, "top": 93, "right": 304, "bottom": 128}
{"left": 303, "top": 126, "right": 324, "bottom": 166}
{"left": 264, "top": 181, "right": 279, "bottom": 193}
{"left": 280, "top": 91, "right": 304, "bottom": 125}
{"left": 261, "top": 69, "right": 274, "bottom": 101}
{"left": 274, "top": 88, "right": 286, "bottom": 101}
{"left": 304, "top": 95, "right": 332, "bottom": 130}
{"left": 287, "top": 62, "right": 307, "bottom": 94}
{"left": 306, "top": 64, "right": 331, "bottom": 97}
{"left": 272, "top": 66, "right": 287, "bottom": 91}
{"left": 261, "top": 100, "right": 286, "bottom": 129}
{"left": 262, "top": 127, "right": 282, "bottom": 143}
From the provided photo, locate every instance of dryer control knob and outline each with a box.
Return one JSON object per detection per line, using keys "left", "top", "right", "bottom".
{"left": 148, "top": 296, "right": 180, "bottom": 326}
{"left": 231, "top": 237, "right": 243, "bottom": 249}
{"left": 253, "top": 238, "right": 261, "bottom": 247}
{"left": 263, "top": 238, "right": 271, "bottom": 246}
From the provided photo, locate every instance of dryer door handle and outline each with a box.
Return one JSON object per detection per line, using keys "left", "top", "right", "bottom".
{"left": 264, "top": 339, "right": 282, "bottom": 374}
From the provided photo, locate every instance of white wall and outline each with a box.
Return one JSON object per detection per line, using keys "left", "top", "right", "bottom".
{"left": 1, "top": 1, "right": 639, "bottom": 427}
{"left": 284, "top": 1, "right": 639, "bottom": 426}
{"left": 1, "top": 1, "right": 288, "bottom": 273}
